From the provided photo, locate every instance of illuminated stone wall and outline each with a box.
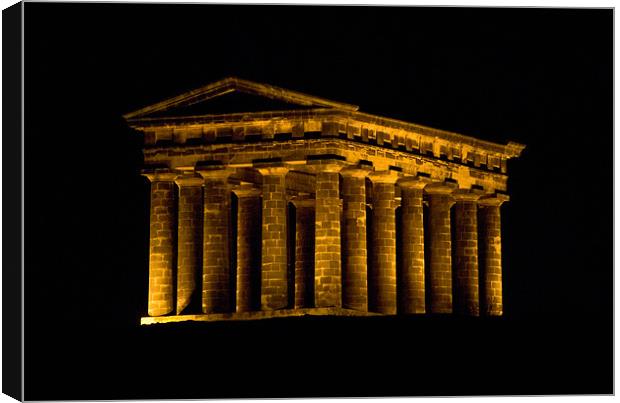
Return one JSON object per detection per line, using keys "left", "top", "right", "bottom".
{"left": 125, "top": 78, "right": 524, "bottom": 324}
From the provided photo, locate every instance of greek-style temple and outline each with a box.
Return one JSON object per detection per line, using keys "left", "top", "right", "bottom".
{"left": 124, "top": 77, "right": 525, "bottom": 325}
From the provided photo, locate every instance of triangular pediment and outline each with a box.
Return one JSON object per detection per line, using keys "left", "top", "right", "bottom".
{"left": 123, "top": 77, "right": 359, "bottom": 120}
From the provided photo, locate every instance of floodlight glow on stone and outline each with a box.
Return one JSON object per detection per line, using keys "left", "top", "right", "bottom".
{"left": 123, "top": 77, "right": 525, "bottom": 324}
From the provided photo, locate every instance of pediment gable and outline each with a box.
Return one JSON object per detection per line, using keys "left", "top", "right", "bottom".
{"left": 123, "top": 77, "right": 359, "bottom": 120}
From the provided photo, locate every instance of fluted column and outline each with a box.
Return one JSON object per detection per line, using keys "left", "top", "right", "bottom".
{"left": 197, "top": 167, "right": 232, "bottom": 314}
{"left": 233, "top": 186, "right": 262, "bottom": 312}
{"left": 257, "top": 166, "right": 289, "bottom": 310}
{"left": 425, "top": 182, "right": 457, "bottom": 314}
{"left": 368, "top": 170, "right": 399, "bottom": 314}
{"left": 478, "top": 194, "right": 509, "bottom": 316}
{"left": 143, "top": 170, "right": 177, "bottom": 317}
{"left": 174, "top": 174, "right": 204, "bottom": 315}
{"left": 398, "top": 176, "right": 429, "bottom": 314}
{"left": 341, "top": 167, "right": 371, "bottom": 311}
{"left": 314, "top": 167, "right": 343, "bottom": 308}
{"left": 453, "top": 189, "right": 482, "bottom": 316}
{"left": 291, "top": 199, "right": 315, "bottom": 309}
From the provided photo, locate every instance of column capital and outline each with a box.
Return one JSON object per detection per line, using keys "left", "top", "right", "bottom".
{"left": 424, "top": 181, "right": 458, "bottom": 195}
{"left": 478, "top": 193, "right": 510, "bottom": 207}
{"left": 305, "top": 155, "right": 348, "bottom": 173}
{"left": 255, "top": 165, "right": 290, "bottom": 176}
{"left": 232, "top": 185, "right": 261, "bottom": 199}
{"left": 340, "top": 164, "right": 373, "bottom": 178}
{"left": 174, "top": 174, "right": 204, "bottom": 187}
{"left": 232, "top": 185, "right": 261, "bottom": 198}
{"left": 196, "top": 166, "right": 233, "bottom": 181}
{"left": 452, "top": 188, "right": 484, "bottom": 202}
{"left": 368, "top": 170, "right": 400, "bottom": 184}
{"left": 141, "top": 167, "right": 177, "bottom": 182}
{"left": 306, "top": 163, "right": 347, "bottom": 173}
{"left": 398, "top": 175, "right": 432, "bottom": 190}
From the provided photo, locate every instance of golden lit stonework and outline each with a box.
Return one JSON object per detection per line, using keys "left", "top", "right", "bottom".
{"left": 124, "top": 77, "right": 525, "bottom": 325}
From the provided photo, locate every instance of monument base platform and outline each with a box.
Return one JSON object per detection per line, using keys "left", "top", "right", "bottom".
{"left": 141, "top": 307, "right": 381, "bottom": 325}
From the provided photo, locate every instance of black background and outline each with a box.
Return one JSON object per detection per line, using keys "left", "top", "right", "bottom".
{"left": 23, "top": 4, "right": 612, "bottom": 400}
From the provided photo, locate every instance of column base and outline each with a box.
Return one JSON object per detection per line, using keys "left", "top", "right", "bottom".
{"left": 141, "top": 307, "right": 380, "bottom": 325}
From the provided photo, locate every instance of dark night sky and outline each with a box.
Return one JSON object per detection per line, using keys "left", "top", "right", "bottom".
{"left": 24, "top": 3, "right": 612, "bottom": 400}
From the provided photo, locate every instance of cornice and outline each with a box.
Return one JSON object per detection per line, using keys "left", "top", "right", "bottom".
{"left": 127, "top": 108, "right": 524, "bottom": 160}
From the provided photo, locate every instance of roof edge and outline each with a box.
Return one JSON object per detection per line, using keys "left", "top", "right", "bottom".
{"left": 122, "top": 77, "right": 359, "bottom": 120}
{"left": 126, "top": 108, "right": 525, "bottom": 159}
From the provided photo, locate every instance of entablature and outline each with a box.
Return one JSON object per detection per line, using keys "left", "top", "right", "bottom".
{"left": 128, "top": 109, "right": 524, "bottom": 176}
{"left": 142, "top": 140, "right": 509, "bottom": 193}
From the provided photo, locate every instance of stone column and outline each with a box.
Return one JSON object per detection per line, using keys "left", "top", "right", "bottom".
{"left": 291, "top": 199, "right": 315, "bottom": 309}
{"left": 478, "top": 194, "right": 509, "bottom": 316}
{"left": 368, "top": 170, "right": 400, "bottom": 314}
{"left": 341, "top": 167, "right": 371, "bottom": 311}
{"left": 174, "top": 174, "right": 204, "bottom": 315}
{"left": 143, "top": 170, "right": 177, "bottom": 317}
{"left": 314, "top": 167, "right": 343, "bottom": 308}
{"left": 197, "top": 167, "right": 232, "bottom": 314}
{"left": 453, "top": 190, "right": 482, "bottom": 316}
{"left": 398, "top": 176, "right": 429, "bottom": 314}
{"left": 233, "top": 186, "right": 262, "bottom": 313}
{"left": 425, "top": 182, "right": 457, "bottom": 314}
{"left": 257, "top": 166, "right": 290, "bottom": 310}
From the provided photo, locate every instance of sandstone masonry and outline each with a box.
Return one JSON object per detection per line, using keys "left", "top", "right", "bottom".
{"left": 126, "top": 77, "right": 525, "bottom": 324}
